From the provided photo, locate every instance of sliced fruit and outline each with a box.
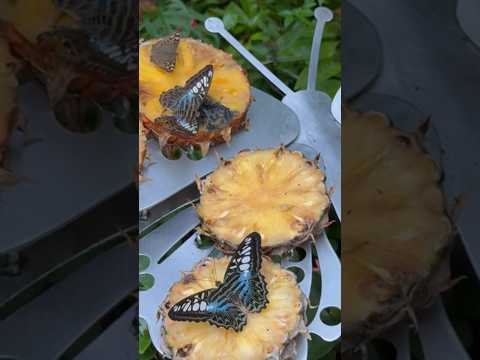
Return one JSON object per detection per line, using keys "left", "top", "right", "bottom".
{"left": 160, "top": 256, "right": 307, "bottom": 360}
{"left": 196, "top": 147, "right": 330, "bottom": 253}
{"left": 139, "top": 37, "right": 251, "bottom": 159}
{"left": 342, "top": 107, "right": 453, "bottom": 348}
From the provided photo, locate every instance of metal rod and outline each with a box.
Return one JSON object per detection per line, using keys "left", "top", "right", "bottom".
{"left": 204, "top": 17, "right": 293, "bottom": 96}
{"left": 308, "top": 7, "right": 334, "bottom": 91}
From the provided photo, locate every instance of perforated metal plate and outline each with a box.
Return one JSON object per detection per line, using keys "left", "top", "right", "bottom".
{"left": 139, "top": 87, "right": 299, "bottom": 211}
{"left": 0, "top": 83, "right": 137, "bottom": 253}
{"left": 140, "top": 188, "right": 340, "bottom": 360}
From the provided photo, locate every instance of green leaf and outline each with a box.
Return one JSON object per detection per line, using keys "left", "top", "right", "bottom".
{"left": 138, "top": 318, "right": 152, "bottom": 354}
{"left": 294, "top": 61, "right": 341, "bottom": 92}
{"left": 139, "top": 344, "right": 156, "bottom": 360}
{"left": 223, "top": 13, "right": 239, "bottom": 30}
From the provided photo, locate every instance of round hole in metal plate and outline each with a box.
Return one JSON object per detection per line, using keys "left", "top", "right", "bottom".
{"left": 319, "top": 306, "right": 341, "bottom": 326}
{"left": 370, "top": 339, "right": 397, "bottom": 359}
{"left": 195, "top": 234, "right": 215, "bottom": 249}
{"left": 113, "top": 114, "right": 138, "bottom": 134}
{"left": 139, "top": 273, "right": 155, "bottom": 291}
{"left": 186, "top": 144, "right": 204, "bottom": 161}
{"left": 286, "top": 247, "right": 307, "bottom": 262}
{"left": 139, "top": 254, "right": 150, "bottom": 272}
{"left": 307, "top": 333, "right": 338, "bottom": 359}
{"left": 54, "top": 96, "right": 103, "bottom": 134}
{"left": 287, "top": 266, "right": 305, "bottom": 283}
{"left": 161, "top": 144, "right": 183, "bottom": 160}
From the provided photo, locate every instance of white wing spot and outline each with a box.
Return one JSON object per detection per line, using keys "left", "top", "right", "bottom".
{"left": 200, "top": 302, "right": 207, "bottom": 311}
{"left": 239, "top": 263, "right": 250, "bottom": 271}
{"left": 193, "top": 303, "right": 200, "bottom": 311}
{"left": 242, "top": 256, "right": 250, "bottom": 263}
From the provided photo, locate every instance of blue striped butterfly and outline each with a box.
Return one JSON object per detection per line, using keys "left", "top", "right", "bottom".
{"left": 168, "top": 232, "right": 268, "bottom": 331}
{"left": 54, "top": 0, "right": 138, "bottom": 71}
{"left": 156, "top": 65, "right": 214, "bottom": 135}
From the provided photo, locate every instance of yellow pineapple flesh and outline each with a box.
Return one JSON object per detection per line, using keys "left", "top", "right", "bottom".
{"left": 197, "top": 147, "right": 330, "bottom": 253}
{"left": 161, "top": 256, "right": 307, "bottom": 360}
{"left": 139, "top": 37, "right": 251, "bottom": 159}
{"left": 342, "top": 107, "right": 453, "bottom": 347}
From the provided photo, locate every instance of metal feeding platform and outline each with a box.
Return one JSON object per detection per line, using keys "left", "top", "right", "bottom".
{"left": 0, "top": 82, "right": 137, "bottom": 254}
{"left": 139, "top": 6, "right": 341, "bottom": 360}
{"left": 139, "top": 87, "right": 300, "bottom": 212}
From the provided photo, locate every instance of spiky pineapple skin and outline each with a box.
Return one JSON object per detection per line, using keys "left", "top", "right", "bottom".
{"left": 196, "top": 147, "right": 330, "bottom": 254}
{"left": 139, "top": 37, "right": 251, "bottom": 157}
{"left": 160, "top": 256, "right": 307, "bottom": 360}
{"left": 342, "top": 107, "right": 453, "bottom": 349}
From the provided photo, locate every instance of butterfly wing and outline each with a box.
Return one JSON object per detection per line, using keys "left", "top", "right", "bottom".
{"left": 176, "top": 64, "right": 213, "bottom": 120}
{"left": 168, "top": 288, "right": 247, "bottom": 331}
{"left": 222, "top": 232, "right": 269, "bottom": 313}
{"left": 150, "top": 32, "right": 180, "bottom": 72}
{"left": 55, "top": 0, "right": 138, "bottom": 71}
{"left": 155, "top": 115, "right": 199, "bottom": 136}
{"left": 199, "top": 97, "right": 234, "bottom": 131}
{"left": 159, "top": 65, "right": 213, "bottom": 134}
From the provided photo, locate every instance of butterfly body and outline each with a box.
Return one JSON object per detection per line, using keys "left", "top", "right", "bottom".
{"left": 168, "top": 233, "right": 268, "bottom": 331}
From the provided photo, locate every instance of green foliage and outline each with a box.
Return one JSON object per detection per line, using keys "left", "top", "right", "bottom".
{"left": 140, "top": 0, "right": 341, "bottom": 98}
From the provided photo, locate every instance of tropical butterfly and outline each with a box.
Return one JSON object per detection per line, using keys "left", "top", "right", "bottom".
{"left": 54, "top": 0, "right": 138, "bottom": 71}
{"left": 156, "top": 65, "right": 214, "bottom": 135}
{"left": 37, "top": 28, "right": 129, "bottom": 76}
{"left": 168, "top": 232, "right": 269, "bottom": 331}
{"left": 150, "top": 32, "right": 181, "bottom": 72}
{"left": 199, "top": 97, "right": 235, "bottom": 131}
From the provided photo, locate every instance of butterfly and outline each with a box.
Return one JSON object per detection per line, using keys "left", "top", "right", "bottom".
{"left": 168, "top": 232, "right": 269, "bottom": 331}
{"left": 156, "top": 65, "right": 214, "bottom": 135}
{"left": 150, "top": 32, "right": 181, "bottom": 72}
{"left": 54, "top": 0, "right": 138, "bottom": 71}
{"left": 199, "top": 97, "right": 235, "bottom": 131}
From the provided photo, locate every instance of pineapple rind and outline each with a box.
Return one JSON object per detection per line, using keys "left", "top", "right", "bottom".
{"left": 197, "top": 147, "right": 330, "bottom": 253}
{"left": 161, "top": 257, "right": 307, "bottom": 360}
{"left": 342, "top": 107, "right": 453, "bottom": 349}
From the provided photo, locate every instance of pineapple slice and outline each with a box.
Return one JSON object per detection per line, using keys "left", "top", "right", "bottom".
{"left": 160, "top": 256, "right": 307, "bottom": 360}
{"left": 139, "top": 37, "right": 251, "bottom": 158}
{"left": 196, "top": 147, "right": 330, "bottom": 253}
{"left": 342, "top": 107, "right": 453, "bottom": 347}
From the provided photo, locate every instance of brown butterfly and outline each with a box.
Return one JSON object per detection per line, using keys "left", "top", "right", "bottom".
{"left": 150, "top": 32, "right": 181, "bottom": 72}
